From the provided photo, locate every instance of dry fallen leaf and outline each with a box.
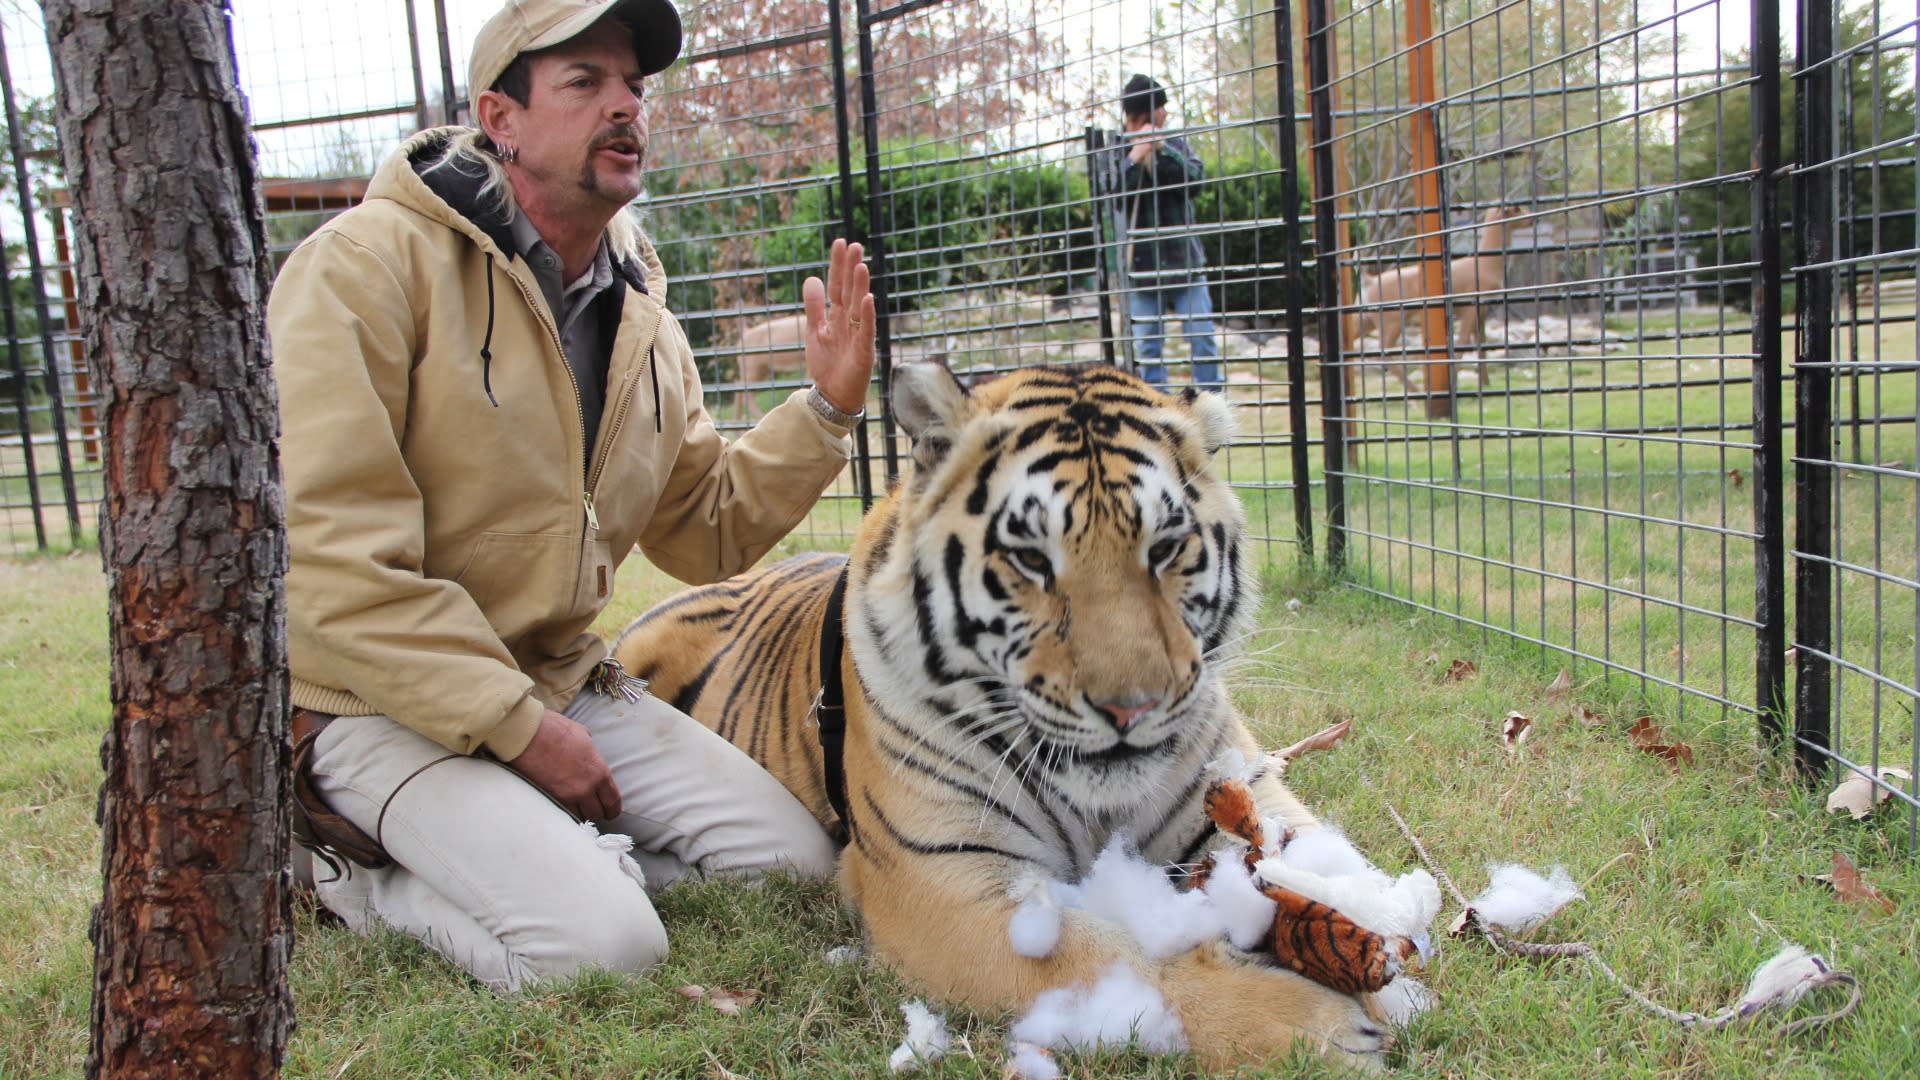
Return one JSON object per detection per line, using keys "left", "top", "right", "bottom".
{"left": 1814, "top": 852, "right": 1896, "bottom": 914}
{"left": 1275, "top": 717, "right": 1354, "bottom": 766}
{"left": 1728, "top": 467, "right": 1744, "bottom": 489}
{"left": 1544, "top": 669, "right": 1572, "bottom": 704}
{"left": 1574, "top": 704, "right": 1607, "bottom": 727}
{"left": 1501, "top": 711, "right": 1533, "bottom": 755}
{"left": 704, "top": 989, "right": 760, "bottom": 1015}
{"left": 1445, "top": 659, "right": 1478, "bottom": 682}
{"left": 1825, "top": 767, "right": 1914, "bottom": 820}
{"left": 1666, "top": 643, "right": 1692, "bottom": 665}
{"left": 1628, "top": 716, "right": 1694, "bottom": 769}
{"left": 674, "top": 984, "right": 708, "bottom": 1000}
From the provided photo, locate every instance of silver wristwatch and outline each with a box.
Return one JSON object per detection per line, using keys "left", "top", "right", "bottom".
{"left": 806, "top": 385, "right": 865, "bottom": 428}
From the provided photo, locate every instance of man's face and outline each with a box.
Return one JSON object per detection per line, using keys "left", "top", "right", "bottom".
{"left": 496, "top": 20, "right": 649, "bottom": 215}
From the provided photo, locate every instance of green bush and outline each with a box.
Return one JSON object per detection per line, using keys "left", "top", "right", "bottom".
{"left": 658, "top": 140, "right": 1315, "bottom": 338}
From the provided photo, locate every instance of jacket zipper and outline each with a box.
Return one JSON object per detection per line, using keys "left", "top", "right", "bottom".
{"left": 498, "top": 268, "right": 595, "bottom": 531}
{"left": 495, "top": 258, "right": 663, "bottom": 536}
{"left": 584, "top": 308, "right": 663, "bottom": 500}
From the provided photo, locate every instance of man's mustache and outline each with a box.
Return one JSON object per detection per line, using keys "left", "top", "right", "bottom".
{"left": 590, "top": 126, "right": 646, "bottom": 157}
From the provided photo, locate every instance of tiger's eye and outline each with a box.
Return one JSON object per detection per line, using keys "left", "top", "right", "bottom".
{"left": 1149, "top": 538, "right": 1181, "bottom": 566}
{"left": 1013, "top": 548, "right": 1051, "bottom": 576}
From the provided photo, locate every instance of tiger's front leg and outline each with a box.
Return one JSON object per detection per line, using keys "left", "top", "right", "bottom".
{"left": 842, "top": 847, "right": 1387, "bottom": 1071}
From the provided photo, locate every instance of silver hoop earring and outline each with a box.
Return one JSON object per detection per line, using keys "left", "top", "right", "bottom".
{"left": 498, "top": 144, "right": 518, "bottom": 164}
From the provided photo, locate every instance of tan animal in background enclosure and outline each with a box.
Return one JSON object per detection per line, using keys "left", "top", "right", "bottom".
{"left": 1347, "top": 207, "right": 1520, "bottom": 382}
{"left": 728, "top": 312, "right": 811, "bottom": 420}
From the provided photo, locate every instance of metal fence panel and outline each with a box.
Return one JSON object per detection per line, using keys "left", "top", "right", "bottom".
{"left": 1791, "top": 0, "right": 1920, "bottom": 843}
{"left": 1302, "top": 0, "right": 1792, "bottom": 731}
{"left": 852, "top": 0, "right": 1316, "bottom": 552}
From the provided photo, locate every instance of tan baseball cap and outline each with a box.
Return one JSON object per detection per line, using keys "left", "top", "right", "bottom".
{"left": 469, "top": 0, "right": 683, "bottom": 96}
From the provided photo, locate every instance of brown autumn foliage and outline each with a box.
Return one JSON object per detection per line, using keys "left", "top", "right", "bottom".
{"left": 641, "top": 0, "right": 1069, "bottom": 313}
{"left": 1627, "top": 716, "right": 1693, "bottom": 770}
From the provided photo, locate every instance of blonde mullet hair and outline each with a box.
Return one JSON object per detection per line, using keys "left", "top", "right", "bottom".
{"left": 415, "top": 126, "right": 647, "bottom": 266}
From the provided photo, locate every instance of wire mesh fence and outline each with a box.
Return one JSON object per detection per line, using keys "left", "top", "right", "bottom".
{"left": 1790, "top": 0, "right": 1920, "bottom": 844}
{"left": 1308, "top": 0, "right": 1784, "bottom": 723}
{"left": 0, "top": 0, "right": 1913, "bottom": 841}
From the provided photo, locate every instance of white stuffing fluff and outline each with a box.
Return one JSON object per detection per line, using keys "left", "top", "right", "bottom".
{"left": 824, "top": 944, "right": 863, "bottom": 965}
{"left": 1259, "top": 816, "right": 1287, "bottom": 858}
{"left": 1279, "top": 826, "right": 1389, "bottom": 884}
{"left": 1371, "top": 976, "right": 1438, "bottom": 1026}
{"left": 1467, "top": 863, "right": 1582, "bottom": 931}
{"left": 1202, "top": 856, "right": 1279, "bottom": 951}
{"left": 1254, "top": 854, "right": 1442, "bottom": 941}
{"left": 1008, "top": 878, "right": 1081, "bottom": 959}
{"left": 1207, "top": 746, "right": 1250, "bottom": 780}
{"left": 574, "top": 821, "right": 647, "bottom": 890}
{"left": 1071, "top": 837, "right": 1223, "bottom": 959}
{"left": 1005, "top": 1041, "right": 1061, "bottom": 1080}
{"left": 887, "top": 1000, "right": 950, "bottom": 1073}
{"left": 1010, "top": 962, "right": 1188, "bottom": 1054}
{"left": 1736, "top": 945, "right": 1833, "bottom": 1017}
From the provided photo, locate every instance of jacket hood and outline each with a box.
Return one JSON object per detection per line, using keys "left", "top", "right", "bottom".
{"left": 367, "top": 126, "right": 669, "bottom": 299}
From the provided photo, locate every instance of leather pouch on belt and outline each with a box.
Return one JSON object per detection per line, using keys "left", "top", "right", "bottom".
{"left": 290, "top": 708, "right": 393, "bottom": 878}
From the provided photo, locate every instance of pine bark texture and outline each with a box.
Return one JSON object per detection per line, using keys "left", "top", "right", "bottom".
{"left": 42, "top": 1, "right": 294, "bottom": 1076}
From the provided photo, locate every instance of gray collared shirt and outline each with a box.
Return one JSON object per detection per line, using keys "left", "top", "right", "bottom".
{"left": 508, "top": 211, "right": 616, "bottom": 455}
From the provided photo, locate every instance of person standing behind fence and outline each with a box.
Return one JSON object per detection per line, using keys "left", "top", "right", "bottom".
{"left": 268, "top": 0, "right": 875, "bottom": 994}
{"left": 1120, "top": 74, "right": 1223, "bottom": 391}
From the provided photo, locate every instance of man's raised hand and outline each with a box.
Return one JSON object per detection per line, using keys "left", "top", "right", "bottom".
{"left": 801, "top": 238, "right": 875, "bottom": 416}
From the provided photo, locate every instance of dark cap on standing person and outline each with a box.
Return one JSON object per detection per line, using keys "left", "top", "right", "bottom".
{"left": 1122, "top": 74, "right": 1168, "bottom": 118}
{"left": 470, "top": 0, "right": 683, "bottom": 95}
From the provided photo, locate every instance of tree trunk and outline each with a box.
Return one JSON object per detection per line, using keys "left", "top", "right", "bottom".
{"left": 42, "top": 2, "right": 294, "bottom": 1076}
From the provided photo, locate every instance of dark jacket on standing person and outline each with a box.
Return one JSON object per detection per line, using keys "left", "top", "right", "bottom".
{"left": 1122, "top": 133, "right": 1207, "bottom": 282}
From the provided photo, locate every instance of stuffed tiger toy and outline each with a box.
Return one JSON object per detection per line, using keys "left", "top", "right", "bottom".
{"left": 612, "top": 363, "right": 1386, "bottom": 1070}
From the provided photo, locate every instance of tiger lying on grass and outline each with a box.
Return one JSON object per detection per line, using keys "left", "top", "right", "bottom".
{"left": 613, "top": 362, "right": 1387, "bottom": 1070}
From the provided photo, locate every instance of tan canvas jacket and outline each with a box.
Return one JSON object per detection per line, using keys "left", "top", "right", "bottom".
{"left": 270, "top": 129, "right": 851, "bottom": 761}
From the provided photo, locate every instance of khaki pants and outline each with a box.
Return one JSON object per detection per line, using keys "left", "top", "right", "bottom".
{"left": 303, "top": 688, "right": 836, "bottom": 993}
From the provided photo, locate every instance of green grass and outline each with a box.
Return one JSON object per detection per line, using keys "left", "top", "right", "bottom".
{"left": 5, "top": 545, "right": 1919, "bottom": 1078}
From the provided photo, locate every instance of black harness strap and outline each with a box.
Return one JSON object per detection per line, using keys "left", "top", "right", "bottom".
{"left": 816, "top": 563, "right": 852, "bottom": 844}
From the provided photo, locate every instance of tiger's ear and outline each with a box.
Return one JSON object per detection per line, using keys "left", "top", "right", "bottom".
{"left": 1181, "top": 387, "right": 1235, "bottom": 455}
{"left": 892, "top": 361, "right": 970, "bottom": 471}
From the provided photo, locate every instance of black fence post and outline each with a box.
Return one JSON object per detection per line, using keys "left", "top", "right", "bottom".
{"left": 431, "top": 0, "right": 460, "bottom": 125}
{"left": 0, "top": 21, "right": 81, "bottom": 545}
{"left": 853, "top": 0, "right": 901, "bottom": 484}
{"left": 1272, "top": 0, "right": 1314, "bottom": 564}
{"left": 1750, "top": 0, "right": 1788, "bottom": 747}
{"left": 1, "top": 206, "right": 43, "bottom": 549}
{"left": 1084, "top": 126, "right": 1120, "bottom": 370}
{"left": 404, "top": 0, "right": 431, "bottom": 133}
{"left": 1791, "top": 0, "right": 1835, "bottom": 773}
{"left": 827, "top": 0, "right": 876, "bottom": 511}
{"left": 1302, "top": 0, "right": 1346, "bottom": 572}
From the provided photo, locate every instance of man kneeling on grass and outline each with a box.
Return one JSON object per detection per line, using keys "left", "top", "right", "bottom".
{"left": 270, "top": 0, "right": 875, "bottom": 992}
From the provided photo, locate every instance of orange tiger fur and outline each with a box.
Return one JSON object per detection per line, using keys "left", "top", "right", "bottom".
{"left": 613, "top": 363, "right": 1387, "bottom": 1071}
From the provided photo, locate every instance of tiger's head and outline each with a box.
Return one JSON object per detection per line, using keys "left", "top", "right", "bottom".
{"left": 850, "top": 363, "right": 1252, "bottom": 809}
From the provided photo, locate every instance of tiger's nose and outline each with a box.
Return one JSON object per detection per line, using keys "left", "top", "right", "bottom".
{"left": 1092, "top": 696, "right": 1160, "bottom": 733}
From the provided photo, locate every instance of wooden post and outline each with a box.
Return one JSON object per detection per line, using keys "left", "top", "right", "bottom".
{"left": 1405, "top": 0, "right": 1452, "bottom": 418}
{"left": 44, "top": 1, "right": 295, "bottom": 1076}
{"left": 48, "top": 203, "right": 100, "bottom": 464}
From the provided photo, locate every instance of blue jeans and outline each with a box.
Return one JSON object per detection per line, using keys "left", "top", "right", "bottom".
{"left": 1128, "top": 280, "right": 1223, "bottom": 390}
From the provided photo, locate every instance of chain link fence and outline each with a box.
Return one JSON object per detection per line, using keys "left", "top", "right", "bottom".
{"left": 2, "top": 0, "right": 1913, "bottom": 843}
